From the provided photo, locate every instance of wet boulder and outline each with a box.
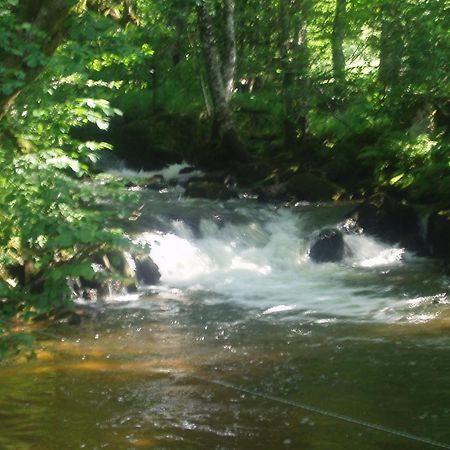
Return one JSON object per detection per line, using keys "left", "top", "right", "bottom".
{"left": 185, "top": 179, "right": 237, "bottom": 200}
{"left": 427, "top": 211, "right": 450, "bottom": 260}
{"left": 349, "top": 193, "right": 426, "bottom": 253}
{"left": 309, "top": 228, "right": 345, "bottom": 263}
{"left": 134, "top": 256, "right": 161, "bottom": 285}
{"left": 124, "top": 175, "right": 166, "bottom": 190}
{"left": 72, "top": 277, "right": 112, "bottom": 301}
{"left": 70, "top": 252, "right": 161, "bottom": 300}
{"left": 256, "top": 182, "right": 289, "bottom": 202}
{"left": 70, "top": 253, "right": 136, "bottom": 300}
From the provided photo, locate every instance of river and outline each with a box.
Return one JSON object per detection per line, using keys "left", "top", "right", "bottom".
{"left": 0, "top": 166, "right": 449, "bottom": 450}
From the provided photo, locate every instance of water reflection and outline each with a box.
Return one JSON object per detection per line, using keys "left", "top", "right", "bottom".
{"left": 1, "top": 298, "right": 450, "bottom": 449}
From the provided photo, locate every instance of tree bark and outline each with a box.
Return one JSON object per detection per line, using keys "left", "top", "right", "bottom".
{"left": 197, "top": 0, "right": 232, "bottom": 130}
{"left": 196, "top": 0, "right": 245, "bottom": 159}
{"left": 222, "top": 0, "right": 236, "bottom": 103}
{"left": 331, "top": 0, "right": 346, "bottom": 98}
{"left": 122, "top": 0, "right": 139, "bottom": 26}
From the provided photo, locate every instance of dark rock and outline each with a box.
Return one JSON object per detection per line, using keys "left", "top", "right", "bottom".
{"left": 257, "top": 182, "right": 289, "bottom": 202}
{"left": 427, "top": 211, "right": 450, "bottom": 259}
{"left": 200, "top": 171, "right": 232, "bottom": 185}
{"left": 135, "top": 256, "right": 161, "bottom": 285}
{"left": 349, "top": 193, "right": 425, "bottom": 253}
{"left": 286, "top": 173, "right": 344, "bottom": 202}
{"left": 185, "top": 180, "right": 237, "bottom": 200}
{"left": 77, "top": 277, "right": 111, "bottom": 300}
{"left": 70, "top": 251, "right": 145, "bottom": 300}
{"left": 124, "top": 175, "right": 166, "bottom": 190}
{"left": 309, "top": 228, "right": 345, "bottom": 263}
{"left": 69, "top": 254, "right": 130, "bottom": 300}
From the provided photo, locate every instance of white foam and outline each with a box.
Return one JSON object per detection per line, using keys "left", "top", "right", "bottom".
{"left": 344, "top": 233, "right": 405, "bottom": 267}
{"left": 262, "top": 305, "right": 297, "bottom": 315}
{"left": 131, "top": 206, "right": 426, "bottom": 320}
{"left": 108, "top": 162, "right": 203, "bottom": 183}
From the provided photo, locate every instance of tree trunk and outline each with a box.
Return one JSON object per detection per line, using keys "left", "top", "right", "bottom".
{"left": 196, "top": 0, "right": 246, "bottom": 160}
{"left": 296, "top": 13, "right": 310, "bottom": 141}
{"left": 378, "top": 2, "right": 403, "bottom": 89}
{"left": 222, "top": 0, "right": 237, "bottom": 103}
{"left": 122, "top": 0, "right": 139, "bottom": 26}
{"left": 331, "top": 0, "right": 346, "bottom": 98}
{"left": 279, "top": 0, "right": 310, "bottom": 147}
{"left": 279, "top": 0, "right": 295, "bottom": 145}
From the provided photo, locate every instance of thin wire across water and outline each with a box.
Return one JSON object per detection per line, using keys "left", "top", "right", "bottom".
{"left": 194, "top": 376, "right": 450, "bottom": 450}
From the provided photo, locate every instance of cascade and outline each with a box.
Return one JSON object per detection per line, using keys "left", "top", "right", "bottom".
{"left": 102, "top": 164, "right": 447, "bottom": 324}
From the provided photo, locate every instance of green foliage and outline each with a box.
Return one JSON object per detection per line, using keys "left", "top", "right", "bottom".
{"left": 361, "top": 133, "right": 450, "bottom": 203}
{"left": 0, "top": 5, "right": 141, "bottom": 357}
{"left": 310, "top": 96, "right": 390, "bottom": 143}
{"left": 0, "top": 2, "right": 48, "bottom": 95}
{"left": 1, "top": 0, "right": 449, "bottom": 357}
{"left": 0, "top": 139, "right": 137, "bottom": 357}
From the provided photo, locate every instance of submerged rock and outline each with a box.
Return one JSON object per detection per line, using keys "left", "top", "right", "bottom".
{"left": 309, "top": 228, "right": 345, "bottom": 263}
{"left": 53, "top": 306, "right": 98, "bottom": 325}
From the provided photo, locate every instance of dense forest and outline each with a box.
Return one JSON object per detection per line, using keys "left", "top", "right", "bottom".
{"left": 0, "top": 0, "right": 449, "bottom": 357}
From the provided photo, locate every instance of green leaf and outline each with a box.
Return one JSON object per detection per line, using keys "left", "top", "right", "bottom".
{"left": 389, "top": 173, "right": 404, "bottom": 185}
{"left": 95, "top": 119, "right": 109, "bottom": 130}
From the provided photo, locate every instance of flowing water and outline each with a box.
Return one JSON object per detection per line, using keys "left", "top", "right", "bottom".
{"left": 1, "top": 166, "right": 449, "bottom": 450}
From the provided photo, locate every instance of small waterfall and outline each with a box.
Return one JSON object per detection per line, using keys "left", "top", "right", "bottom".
{"left": 344, "top": 234, "right": 404, "bottom": 268}
{"left": 133, "top": 203, "right": 423, "bottom": 320}
{"left": 139, "top": 209, "right": 406, "bottom": 284}
{"left": 107, "top": 162, "right": 203, "bottom": 186}
{"left": 100, "top": 164, "right": 446, "bottom": 323}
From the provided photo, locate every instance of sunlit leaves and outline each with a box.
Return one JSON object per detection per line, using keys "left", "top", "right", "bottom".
{"left": 0, "top": 144, "right": 137, "bottom": 339}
